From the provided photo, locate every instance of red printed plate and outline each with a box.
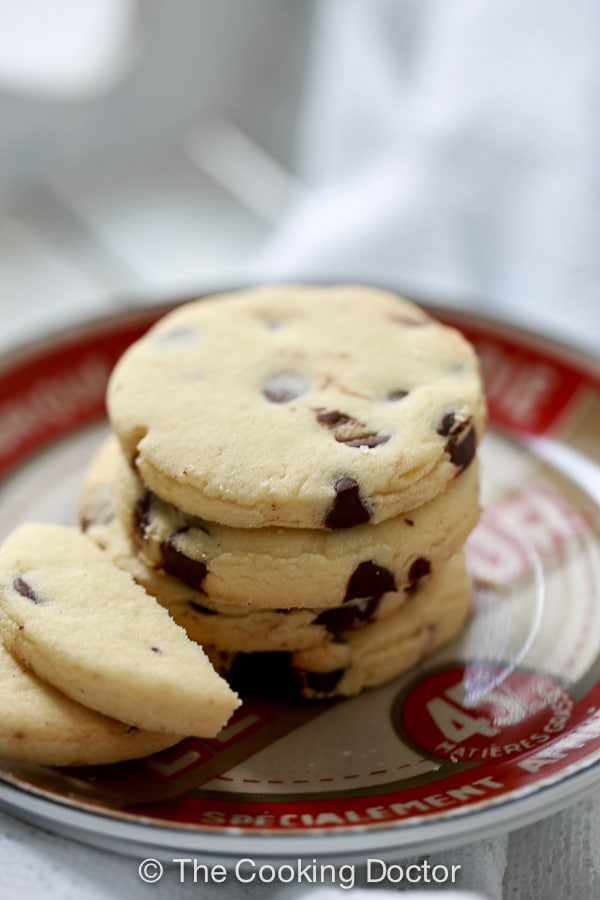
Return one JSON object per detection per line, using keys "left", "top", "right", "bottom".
{"left": 0, "top": 297, "right": 598, "bottom": 863}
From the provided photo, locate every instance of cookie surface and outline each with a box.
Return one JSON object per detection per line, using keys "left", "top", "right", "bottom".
{"left": 0, "top": 636, "right": 179, "bottom": 766}
{"left": 208, "top": 552, "right": 471, "bottom": 699}
{"left": 0, "top": 524, "right": 239, "bottom": 737}
{"left": 108, "top": 285, "right": 485, "bottom": 528}
{"left": 105, "top": 436, "right": 479, "bottom": 608}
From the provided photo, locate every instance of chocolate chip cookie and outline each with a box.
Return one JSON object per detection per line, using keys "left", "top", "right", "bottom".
{"left": 0, "top": 636, "right": 179, "bottom": 765}
{"left": 108, "top": 285, "right": 486, "bottom": 528}
{"left": 81, "top": 441, "right": 462, "bottom": 650}
{"left": 103, "top": 435, "right": 480, "bottom": 608}
{"left": 207, "top": 552, "right": 471, "bottom": 699}
{"left": 0, "top": 524, "right": 239, "bottom": 737}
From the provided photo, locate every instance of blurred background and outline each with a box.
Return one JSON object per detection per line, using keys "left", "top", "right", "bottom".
{"left": 0, "top": 0, "right": 598, "bottom": 354}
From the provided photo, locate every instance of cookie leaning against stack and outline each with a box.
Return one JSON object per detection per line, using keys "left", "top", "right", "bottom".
{"left": 0, "top": 524, "right": 239, "bottom": 765}
{"left": 96, "top": 284, "right": 485, "bottom": 697}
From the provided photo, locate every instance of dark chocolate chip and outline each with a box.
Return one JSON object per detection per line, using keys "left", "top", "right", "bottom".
{"left": 388, "top": 389, "right": 409, "bottom": 401}
{"left": 189, "top": 600, "right": 218, "bottom": 616}
{"left": 161, "top": 540, "right": 208, "bottom": 591}
{"left": 325, "top": 477, "right": 371, "bottom": 529}
{"left": 316, "top": 409, "right": 354, "bottom": 428}
{"left": 436, "top": 411, "right": 476, "bottom": 470}
{"left": 408, "top": 557, "right": 431, "bottom": 586}
{"left": 304, "top": 668, "right": 346, "bottom": 694}
{"left": 342, "top": 433, "right": 390, "bottom": 448}
{"left": 345, "top": 560, "right": 396, "bottom": 601}
{"left": 316, "top": 596, "right": 380, "bottom": 634}
{"left": 316, "top": 409, "right": 389, "bottom": 448}
{"left": 262, "top": 373, "right": 307, "bottom": 403}
{"left": 13, "top": 577, "right": 42, "bottom": 604}
{"left": 437, "top": 412, "right": 457, "bottom": 437}
{"left": 134, "top": 492, "right": 152, "bottom": 539}
{"left": 227, "top": 651, "right": 302, "bottom": 698}
{"left": 448, "top": 426, "right": 476, "bottom": 470}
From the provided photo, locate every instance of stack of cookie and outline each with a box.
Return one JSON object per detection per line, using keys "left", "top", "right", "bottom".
{"left": 83, "top": 285, "right": 486, "bottom": 700}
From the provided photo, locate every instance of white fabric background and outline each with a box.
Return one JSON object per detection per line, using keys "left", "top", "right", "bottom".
{"left": 255, "top": 0, "right": 600, "bottom": 353}
{"left": 1, "top": 1, "right": 599, "bottom": 897}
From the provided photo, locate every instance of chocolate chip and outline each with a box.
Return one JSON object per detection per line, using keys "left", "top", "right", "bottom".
{"left": 437, "top": 412, "right": 457, "bottom": 437}
{"left": 345, "top": 560, "right": 396, "bottom": 601}
{"left": 160, "top": 540, "right": 208, "bottom": 590}
{"left": 304, "top": 668, "right": 345, "bottom": 694}
{"left": 343, "top": 433, "right": 390, "bottom": 448}
{"left": 325, "top": 477, "right": 371, "bottom": 529}
{"left": 404, "top": 518, "right": 415, "bottom": 526}
{"left": 316, "top": 596, "right": 380, "bottom": 634}
{"left": 408, "top": 557, "right": 431, "bottom": 586}
{"left": 388, "top": 389, "right": 409, "bottom": 401}
{"left": 134, "top": 492, "right": 152, "bottom": 539}
{"left": 262, "top": 373, "right": 308, "bottom": 403}
{"left": 13, "top": 577, "right": 42, "bottom": 604}
{"left": 227, "top": 652, "right": 302, "bottom": 698}
{"left": 448, "top": 425, "right": 476, "bottom": 470}
{"left": 316, "top": 409, "right": 354, "bottom": 428}
{"left": 316, "top": 409, "right": 388, "bottom": 448}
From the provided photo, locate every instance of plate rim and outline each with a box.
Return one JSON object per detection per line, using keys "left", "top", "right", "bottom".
{"left": 1, "top": 748, "right": 600, "bottom": 859}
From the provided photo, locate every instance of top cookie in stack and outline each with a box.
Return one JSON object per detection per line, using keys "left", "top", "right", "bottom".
{"left": 100, "top": 284, "right": 485, "bottom": 699}
{"left": 108, "top": 285, "right": 485, "bottom": 529}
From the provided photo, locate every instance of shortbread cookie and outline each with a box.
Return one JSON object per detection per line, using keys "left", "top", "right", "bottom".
{"left": 0, "top": 525, "right": 239, "bottom": 737}
{"left": 208, "top": 552, "right": 471, "bottom": 699}
{"left": 93, "top": 436, "right": 480, "bottom": 609}
{"left": 108, "top": 285, "right": 485, "bottom": 528}
{"left": 81, "top": 455, "right": 436, "bottom": 650}
{"left": 0, "top": 636, "right": 179, "bottom": 766}
{"left": 83, "top": 514, "right": 438, "bottom": 652}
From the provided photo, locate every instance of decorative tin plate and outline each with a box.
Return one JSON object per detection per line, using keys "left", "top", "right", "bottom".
{"left": 0, "top": 298, "right": 598, "bottom": 863}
